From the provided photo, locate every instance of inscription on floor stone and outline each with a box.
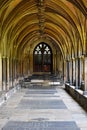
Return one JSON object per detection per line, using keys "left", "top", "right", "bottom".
{"left": 2, "top": 121, "right": 80, "bottom": 130}
{"left": 17, "top": 99, "right": 67, "bottom": 109}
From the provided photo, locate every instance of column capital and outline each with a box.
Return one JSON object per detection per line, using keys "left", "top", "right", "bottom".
{"left": 71, "top": 57, "right": 75, "bottom": 61}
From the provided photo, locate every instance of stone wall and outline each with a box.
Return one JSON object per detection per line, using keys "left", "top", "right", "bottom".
{"left": 65, "top": 83, "right": 87, "bottom": 111}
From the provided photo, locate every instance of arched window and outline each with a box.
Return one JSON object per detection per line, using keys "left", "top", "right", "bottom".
{"left": 33, "top": 43, "right": 52, "bottom": 72}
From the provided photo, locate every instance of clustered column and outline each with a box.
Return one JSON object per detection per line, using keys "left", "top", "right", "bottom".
{"left": 2, "top": 57, "right": 7, "bottom": 91}
{"left": 0, "top": 56, "right": 2, "bottom": 91}
{"left": 66, "top": 60, "right": 70, "bottom": 83}
{"left": 66, "top": 55, "right": 87, "bottom": 94}
{"left": 0, "top": 57, "right": 30, "bottom": 92}
{"left": 84, "top": 56, "right": 87, "bottom": 94}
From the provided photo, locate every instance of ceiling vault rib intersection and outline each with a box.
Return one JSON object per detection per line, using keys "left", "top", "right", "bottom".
{"left": 37, "top": 0, "right": 45, "bottom": 38}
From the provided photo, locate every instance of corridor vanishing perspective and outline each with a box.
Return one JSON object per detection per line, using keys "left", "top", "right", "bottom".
{"left": 0, "top": 0, "right": 87, "bottom": 129}
{"left": 0, "top": 74, "right": 87, "bottom": 130}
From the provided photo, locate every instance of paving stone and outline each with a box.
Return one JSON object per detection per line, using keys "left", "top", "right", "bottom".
{"left": 2, "top": 121, "right": 80, "bottom": 130}
{"left": 0, "top": 80, "right": 87, "bottom": 130}
{"left": 24, "top": 95, "right": 59, "bottom": 97}
{"left": 17, "top": 99, "right": 67, "bottom": 109}
{"left": 24, "top": 89, "right": 59, "bottom": 97}
{"left": 27, "top": 84, "right": 56, "bottom": 89}
{"left": 25, "top": 90, "right": 57, "bottom": 94}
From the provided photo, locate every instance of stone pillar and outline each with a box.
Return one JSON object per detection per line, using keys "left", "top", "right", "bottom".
{"left": 56, "top": 53, "right": 57, "bottom": 76}
{"left": 78, "top": 57, "right": 82, "bottom": 88}
{"left": 80, "top": 57, "right": 84, "bottom": 90}
{"left": 83, "top": 56, "right": 87, "bottom": 94}
{"left": 7, "top": 57, "right": 10, "bottom": 90}
{"left": 9, "top": 58, "right": 13, "bottom": 88}
{"left": 69, "top": 59, "right": 72, "bottom": 85}
{"left": 21, "top": 60, "right": 23, "bottom": 77}
{"left": 75, "top": 58, "right": 79, "bottom": 89}
{"left": 14, "top": 59, "right": 17, "bottom": 85}
{"left": 2, "top": 57, "right": 7, "bottom": 91}
{"left": 17, "top": 60, "right": 21, "bottom": 78}
{"left": 16, "top": 59, "right": 19, "bottom": 84}
{"left": 12, "top": 59, "right": 16, "bottom": 87}
{"left": 63, "top": 60, "right": 66, "bottom": 83}
{"left": 26, "top": 59, "right": 28, "bottom": 76}
{"left": 66, "top": 60, "right": 70, "bottom": 83}
{"left": 28, "top": 58, "right": 30, "bottom": 75}
{"left": 72, "top": 58, "right": 75, "bottom": 85}
{"left": 17, "top": 60, "right": 20, "bottom": 78}
{"left": 27, "top": 59, "right": 29, "bottom": 75}
{"left": 0, "top": 56, "right": 2, "bottom": 91}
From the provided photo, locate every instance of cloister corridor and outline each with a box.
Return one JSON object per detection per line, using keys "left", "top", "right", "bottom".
{"left": 0, "top": 0, "right": 87, "bottom": 129}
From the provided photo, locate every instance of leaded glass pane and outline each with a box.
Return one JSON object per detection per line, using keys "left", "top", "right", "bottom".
{"left": 34, "top": 43, "right": 52, "bottom": 72}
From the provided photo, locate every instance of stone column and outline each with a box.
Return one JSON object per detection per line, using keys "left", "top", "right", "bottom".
{"left": 69, "top": 59, "right": 73, "bottom": 85}
{"left": 13, "top": 58, "right": 16, "bottom": 87}
{"left": 27, "top": 59, "right": 29, "bottom": 75}
{"left": 78, "top": 57, "right": 82, "bottom": 88}
{"left": 2, "top": 57, "right": 7, "bottom": 91}
{"left": 63, "top": 60, "right": 66, "bottom": 83}
{"left": 0, "top": 56, "right": 2, "bottom": 91}
{"left": 83, "top": 56, "right": 87, "bottom": 94}
{"left": 14, "top": 59, "right": 17, "bottom": 85}
{"left": 16, "top": 59, "right": 19, "bottom": 84}
{"left": 17, "top": 60, "right": 20, "bottom": 78}
{"left": 21, "top": 60, "right": 23, "bottom": 77}
{"left": 7, "top": 57, "right": 10, "bottom": 90}
{"left": 28, "top": 58, "right": 30, "bottom": 75}
{"left": 72, "top": 58, "right": 75, "bottom": 85}
{"left": 9, "top": 58, "right": 13, "bottom": 88}
{"left": 56, "top": 51, "right": 58, "bottom": 76}
{"left": 75, "top": 58, "right": 79, "bottom": 89}
{"left": 17, "top": 60, "right": 21, "bottom": 78}
{"left": 66, "top": 60, "right": 70, "bottom": 83}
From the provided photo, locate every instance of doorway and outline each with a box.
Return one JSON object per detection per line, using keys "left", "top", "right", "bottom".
{"left": 33, "top": 42, "right": 53, "bottom": 73}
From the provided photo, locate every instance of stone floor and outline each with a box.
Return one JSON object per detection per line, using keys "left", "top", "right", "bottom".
{"left": 0, "top": 84, "right": 87, "bottom": 130}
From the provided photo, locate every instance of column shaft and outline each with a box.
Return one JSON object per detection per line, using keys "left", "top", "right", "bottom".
{"left": 69, "top": 60, "right": 72, "bottom": 85}
{"left": 75, "top": 58, "right": 79, "bottom": 89}
{"left": 72, "top": 59, "right": 75, "bottom": 85}
{"left": 0, "top": 57, "right": 2, "bottom": 91}
{"left": 66, "top": 60, "right": 70, "bottom": 83}
{"left": 78, "top": 58, "right": 82, "bottom": 88}
{"left": 84, "top": 56, "right": 87, "bottom": 94}
{"left": 2, "top": 57, "right": 7, "bottom": 91}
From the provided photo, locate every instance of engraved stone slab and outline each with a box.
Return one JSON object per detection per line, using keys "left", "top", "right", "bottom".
{"left": 17, "top": 99, "right": 67, "bottom": 109}
{"left": 2, "top": 121, "right": 80, "bottom": 130}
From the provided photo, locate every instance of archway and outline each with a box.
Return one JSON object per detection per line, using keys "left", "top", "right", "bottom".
{"left": 33, "top": 42, "right": 53, "bottom": 73}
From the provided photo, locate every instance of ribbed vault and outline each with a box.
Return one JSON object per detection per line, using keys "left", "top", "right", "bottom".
{"left": 0, "top": 0, "right": 87, "bottom": 60}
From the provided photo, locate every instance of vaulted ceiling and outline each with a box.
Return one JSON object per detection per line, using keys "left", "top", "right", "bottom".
{"left": 0, "top": 0, "right": 87, "bottom": 59}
